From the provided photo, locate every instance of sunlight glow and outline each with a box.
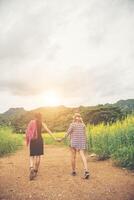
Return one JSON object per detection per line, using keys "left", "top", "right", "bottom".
{"left": 42, "top": 90, "right": 62, "bottom": 106}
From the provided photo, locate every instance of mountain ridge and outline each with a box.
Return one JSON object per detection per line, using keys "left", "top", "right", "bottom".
{"left": 0, "top": 99, "right": 133, "bottom": 132}
{"left": 1, "top": 98, "right": 134, "bottom": 114}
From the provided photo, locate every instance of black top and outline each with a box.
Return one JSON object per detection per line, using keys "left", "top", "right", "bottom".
{"left": 36, "top": 120, "right": 42, "bottom": 138}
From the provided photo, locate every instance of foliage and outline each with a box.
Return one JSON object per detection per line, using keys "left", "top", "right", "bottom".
{"left": 81, "top": 105, "right": 123, "bottom": 125}
{"left": 112, "top": 146, "right": 134, "bottom": 170}
{"left": 0, "top": 127, "right": 23, "bottom": 157}
{"left": 87, "top": 115, "right": 134, "bottom": 169}
{"left": 0, "top": 102, "right": 129, "bottom": 133}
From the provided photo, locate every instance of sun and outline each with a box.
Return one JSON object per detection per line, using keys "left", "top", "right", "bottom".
{"left": 42, "top": 90, "right": 61, "bottom": 106}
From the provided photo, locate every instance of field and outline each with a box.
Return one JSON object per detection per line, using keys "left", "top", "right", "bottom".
{"left": 0, "top": 115, "right": 134, "bottom": 169}
{"left": 0, "top": 119, "right": 134, "bottom": 200}
{"left": 0, "top": 127, "right": 23, "bottom": 156}
{"left": 87, "top": 115, "right": 134, "bottom": 169}
{"left": 43, "top": 116, "right": 134, "bottom": 170}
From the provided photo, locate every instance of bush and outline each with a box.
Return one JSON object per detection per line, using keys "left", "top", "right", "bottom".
{"left": 0, "top": 127, "right": 23, "bottom": 157}
{"left": 112, "top": 146, "right": 134, "bottom": 170}
{"left": 87, "top": 115, "right": 134, "bottom": 169}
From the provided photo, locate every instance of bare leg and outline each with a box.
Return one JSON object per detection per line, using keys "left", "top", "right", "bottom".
{"left": 29, "top": 156, "right": 35, "bottom": 180}
{"left": 79, "top": 150, "right": 88, "bottom": 172}
{"left": 35, "top": 156, "right": 41, "bottom": 172}
{"left": 30, "top": 156, "right": 34, "bottom": 168}
{"left": 70, "top": 148, "right": 76, "bottom": 172}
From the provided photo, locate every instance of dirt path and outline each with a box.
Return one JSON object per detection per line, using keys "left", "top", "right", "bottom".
{"left": 0, "top": 145, "right": 134, "bottom": 200}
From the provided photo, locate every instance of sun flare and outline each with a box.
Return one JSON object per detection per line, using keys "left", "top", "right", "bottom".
{"left": 42, "top": 90, "right": 61, "bottom": 106}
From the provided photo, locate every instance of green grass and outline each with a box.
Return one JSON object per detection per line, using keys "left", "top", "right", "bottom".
{"left": 87, "top": 115, "right": 134, "bottom": 169}
{"left": 0, "top": 127, "right": 23, "bottom": 157}
{"left": 1, "top": 115, "right": 134, "bottom": 170}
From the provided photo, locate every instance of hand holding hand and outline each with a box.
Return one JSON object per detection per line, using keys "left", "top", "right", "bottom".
{"left": 56, "top": 138, "right": 62, "bottom": 142}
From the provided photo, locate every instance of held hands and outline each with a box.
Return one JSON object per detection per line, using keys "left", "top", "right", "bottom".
{"left": 56, "top": 138, "right": 63, "bottom": 142}
{"left": 50, "top": 132, "right": 65, "bottom": 142}
{"left": 50, "top": 132, "right": 62, "bottom": 142}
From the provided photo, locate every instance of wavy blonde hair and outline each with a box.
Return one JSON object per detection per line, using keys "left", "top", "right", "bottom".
{"left": 72, "top": 113, "right": 84, "bottom": 124}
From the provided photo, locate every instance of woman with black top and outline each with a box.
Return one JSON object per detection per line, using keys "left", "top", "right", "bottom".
{"left": 26, "top": 113, "right": 56, "bottom": 180}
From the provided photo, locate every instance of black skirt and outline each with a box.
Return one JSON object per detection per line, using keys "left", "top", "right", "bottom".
{"left": 30, "top": 137, "right": 44, "bottom": 156}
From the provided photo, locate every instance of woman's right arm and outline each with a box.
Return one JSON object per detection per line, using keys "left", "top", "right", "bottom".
{"left": 42, "top": 122, "right": 57, "bottom": 141}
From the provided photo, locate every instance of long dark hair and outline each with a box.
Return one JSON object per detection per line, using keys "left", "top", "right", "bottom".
{"left": 35, "top": 113, "right": 42, "bottom": 122}
{"left": 34, "top": 113, "right": 42, "bottom": 136}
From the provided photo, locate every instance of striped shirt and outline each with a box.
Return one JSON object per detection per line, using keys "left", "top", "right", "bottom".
{"left": 67, "top": 122, "right": 86, "bottom": 150}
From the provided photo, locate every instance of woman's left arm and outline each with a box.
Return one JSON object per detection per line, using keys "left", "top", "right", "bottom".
{"left": 59, "top": 123, "right": 73, "bottom": 141}
{"left": 42, "top": 122, "right": 56, "bottom": 141}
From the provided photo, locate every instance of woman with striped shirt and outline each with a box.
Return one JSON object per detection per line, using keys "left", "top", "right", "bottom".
{"left": 60, "top": 113, "right": 90, "bottom": 179}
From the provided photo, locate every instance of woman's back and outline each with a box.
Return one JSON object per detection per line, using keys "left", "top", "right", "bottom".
{"left": 36, "top": 120, "right": 42, "bottom": 138}
{"left": 68, "top": 122, "right": 86, "bottom": 150}
{"left": 71, "top": 122, "right": 85, "bottom": 135}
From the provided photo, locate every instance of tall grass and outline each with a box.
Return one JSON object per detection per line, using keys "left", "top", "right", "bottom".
{"left": 87, "top": 116, "right": 134, "bottom": 169}
{"left": 0, "top": 127, "right": 23, "bottom": 157}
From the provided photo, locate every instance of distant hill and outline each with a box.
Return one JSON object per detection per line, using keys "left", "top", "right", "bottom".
{"left": 2, "top": 107, "right": 26, "bottom": 118}
{"left": 0, "top": 108, "right": 26, "bottom": 126}
{"left": 114, "top": 99, "right": 134, "bottom": 113}
{"left": 0, "top": 99, "right": 133, "bottom": 132}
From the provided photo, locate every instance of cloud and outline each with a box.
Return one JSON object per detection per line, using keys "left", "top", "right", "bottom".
{"left": 0, "top": 0, "right": 134, "bottom": 111}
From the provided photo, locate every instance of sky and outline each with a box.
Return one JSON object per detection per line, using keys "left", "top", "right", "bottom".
{"left": 0, "top": 0, "right": 134, "bottom": 112}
